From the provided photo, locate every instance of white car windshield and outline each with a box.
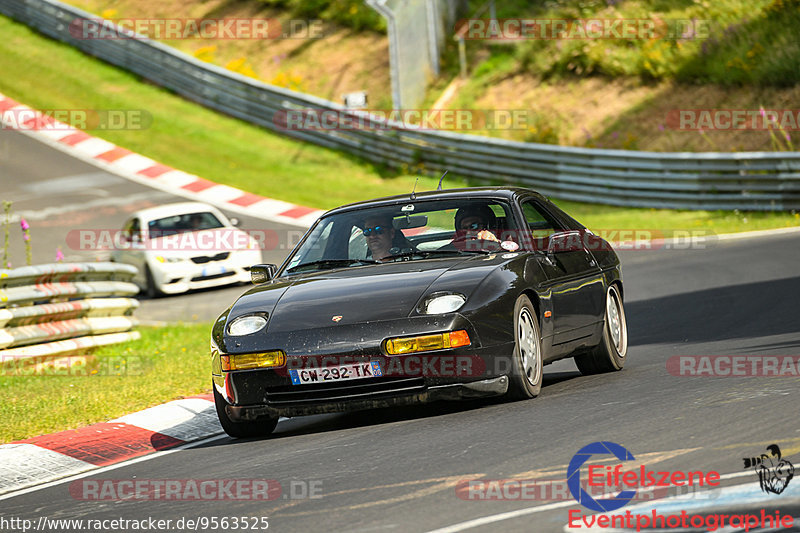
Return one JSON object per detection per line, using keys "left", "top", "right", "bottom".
{"left": 148, "top": 212, "right": 224, "bottom": 238}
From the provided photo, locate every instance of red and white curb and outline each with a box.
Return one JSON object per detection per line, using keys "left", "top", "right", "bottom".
{"left": 0, "top": 394, "right": 222, "bottom": 496}
{"left": 0, "top": 92, "right": 324, "bottom": 228}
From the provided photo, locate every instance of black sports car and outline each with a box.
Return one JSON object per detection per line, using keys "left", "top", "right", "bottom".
{"left": 211, "top": 187, "right": 628, "bottom": 437}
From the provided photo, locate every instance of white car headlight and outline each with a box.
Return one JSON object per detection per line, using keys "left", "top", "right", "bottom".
{"left": 155, "top": 255, "right": 184, "bottom": 263}
{"left": 421, "top": 294, "right": 466, "bottom": 314}
{"left": 227, "top": 315, "right": 267, "bottom": 336}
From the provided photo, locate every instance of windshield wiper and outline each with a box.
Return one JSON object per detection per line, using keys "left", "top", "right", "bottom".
{"left": 286, "top": 258, "right": 379, "bottom": 273}
{"left": 382, "top": 250, "right": 472, "bottom": 262}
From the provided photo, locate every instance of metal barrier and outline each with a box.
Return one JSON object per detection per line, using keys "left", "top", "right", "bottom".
{"left": 0, "top": 263, "right": 140, "bottom": 360}
{"left": 1, "top": 0, "right": 799, "bottom": 210}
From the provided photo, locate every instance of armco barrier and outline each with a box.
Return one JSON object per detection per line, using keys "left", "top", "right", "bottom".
{"left": 1, "top": 0, "right": 799, "bottom": 210}
{"left": 0, "top": 263, "right": 140, "bottom": 360}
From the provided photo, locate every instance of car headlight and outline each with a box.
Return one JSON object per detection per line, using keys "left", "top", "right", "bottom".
{"left": 155, "top": 255, "right": 183, "bottom": 263}
{"left": 420, "top": 293, "right": 466, "bottom": 314}
{"left": 227, "top": 315, "right": 267, "bottom": 336}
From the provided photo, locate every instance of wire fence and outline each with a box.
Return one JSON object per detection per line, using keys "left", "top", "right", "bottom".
{"left": 1, "top": 0, "right": 799, "bottom": 210}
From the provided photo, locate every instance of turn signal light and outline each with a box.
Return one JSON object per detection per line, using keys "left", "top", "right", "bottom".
{"left": 384, "top": 330, "right": 471, "bottom": 355}
{"left": 220, "top": 351, "right": 286, "bottom": 371}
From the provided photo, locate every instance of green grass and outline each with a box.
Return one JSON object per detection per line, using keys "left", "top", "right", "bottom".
{"left": 0, "top": 16, "right": 447, "bottom": 211}
{"left": 0, "top": 324, "right": 212, "bottom": 443}
{"left": 463, "top": 0, "right": 800, "bottom": 86}
{"left": 1, "top": 15, "right": 798, "bottom": 234}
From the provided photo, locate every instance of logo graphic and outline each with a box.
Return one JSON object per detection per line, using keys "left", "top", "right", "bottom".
{"left": 743, "top": 444, "right": 794, "bottom": 495}
{"left": 331, "top": 316, "right": 342, "bottom": 322}
{"left": 567, "top": 441, "right": 636, "bottom": 512}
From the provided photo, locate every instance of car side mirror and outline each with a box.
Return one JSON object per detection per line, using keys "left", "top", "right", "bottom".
{"left": 251, "top": 264, "right": 277, "bottom": 284}
{"left": 229, "top": 217, "right": 241, "bottom": 227}
{"left": 547, "top": 231, "right": 583, "bottom": 256}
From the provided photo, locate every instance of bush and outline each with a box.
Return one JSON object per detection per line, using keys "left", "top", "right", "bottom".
{"left": 255, "top": 0, "right": 385, "bottom": 32}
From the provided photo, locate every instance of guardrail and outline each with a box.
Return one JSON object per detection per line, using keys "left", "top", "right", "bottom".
{"left": 2, "top": 0, "right": 799, "bottom": 210}
{"left": 0, "top": 263, "right": 140, "bottom": 361}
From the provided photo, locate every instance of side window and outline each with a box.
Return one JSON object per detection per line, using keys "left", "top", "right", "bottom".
{"left": 521, "top": 201, "right": 557, "bottom": 239}
{"left": 349, "top": 225, "right": 368, "bottom": 259}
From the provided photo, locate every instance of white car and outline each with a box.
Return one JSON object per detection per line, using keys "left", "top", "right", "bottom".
{"left": 111, "top": 202, "right": 263, "bottom": 297}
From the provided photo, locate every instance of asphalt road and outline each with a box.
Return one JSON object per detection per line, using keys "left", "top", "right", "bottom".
{"left": 3, "top": 129, "right": 800, "bottom": 532}
{"left": 0, "top": 129, "right": 304, "bottom": 323}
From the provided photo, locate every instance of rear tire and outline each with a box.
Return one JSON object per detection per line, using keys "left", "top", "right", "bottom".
{"left": 213, "top": 387, "right": 279, "bottom": 438}
{"left": 575, "top": 284, "right": 627, "bottom": 375}
{"left": 506, "top": 295, "right": 543, "bottom": 400}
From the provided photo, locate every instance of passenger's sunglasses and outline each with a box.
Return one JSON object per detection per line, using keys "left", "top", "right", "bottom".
{"left": 461, "top": 222, "right": 487, "bottom": 231}
{"left": 363, "top": 226, "right": 386, "bottom": 236}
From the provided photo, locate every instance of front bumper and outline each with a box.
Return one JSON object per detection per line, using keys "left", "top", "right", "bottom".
{"left": 212, "top": 313, "right": 517, "bottom": 418}
{"left": 152, "top": 251, "right": 261, "bottom": 294}
{"left": 225, "top": 375, "right": 509, "bottom": 420}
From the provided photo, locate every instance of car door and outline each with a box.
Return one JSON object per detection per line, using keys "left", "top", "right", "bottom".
{"left": 520, "top": 199, "right": 605, "bottom": 346}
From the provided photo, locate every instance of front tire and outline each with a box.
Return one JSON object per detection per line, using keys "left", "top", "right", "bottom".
{"left": 144, "top": 265, "right": 161, "bottom": 299}
{"left": 213, "top": 387, "right": 279, "bottom": 438}
{"left": 506, "top": 295, "right": 543, "bottom": 400}
{"left": 575, "top": 284, "right": 627, "bottom": 375}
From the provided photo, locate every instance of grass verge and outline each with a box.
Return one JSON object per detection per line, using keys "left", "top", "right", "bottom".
{"left": 1, "top": 15, "right": 798, "bottom": 234}
{"left": 0, "top": 323, "right": 211, "bottom": 443}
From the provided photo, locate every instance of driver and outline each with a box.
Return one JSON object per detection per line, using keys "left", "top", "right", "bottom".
{"left": 363, "top": 214, "right": 396, "bottom": 261}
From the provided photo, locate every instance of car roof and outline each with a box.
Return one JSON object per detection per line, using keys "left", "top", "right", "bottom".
{"left": 323, "top": 187, "right": 544, "bottom": 217}
{"left": 129, "top": 202, "right": 225, "bottom": 222}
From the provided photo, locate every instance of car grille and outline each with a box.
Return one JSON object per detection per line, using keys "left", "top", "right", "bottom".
{"left": 191, "top": 252, "right": 230, "bottom": 264}
{"left": 265, "top": 377, "right": 426, "bottom": 405}
{"left": 190, "top": 271, "right": 236, "bottom": 282}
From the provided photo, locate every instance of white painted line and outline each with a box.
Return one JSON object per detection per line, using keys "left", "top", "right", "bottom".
{"left": 71, "top": 137, "right": 117, "bottom": 158}
{"left": 33, "top": 126, "right": 78, "bottom": 141}
{"left": 111, "top": 153, "right": 158, "bottom": 174}
{"left": 247, "top": 198, "right": 296, "bottom": 212}
{"left": 194, "top": 184, "right": 250, "bottom": 203}
{"left": 424, "top": 471, "right": 755, "bottom": 533}
{"left": 154, "top": 170, "right": 203, "bottom": 189}
{"left": 0, "top": 433, "right": 228, "bottom": 502}
{"left": 0, "top": 443, "right": 94, "bottom": 496}
{"left": 112, "top": 398, "right": 221, "bottom": 442}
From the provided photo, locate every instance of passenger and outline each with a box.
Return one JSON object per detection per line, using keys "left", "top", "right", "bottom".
{"left": 453, "top": 205, "right": 500, "bottom": 243}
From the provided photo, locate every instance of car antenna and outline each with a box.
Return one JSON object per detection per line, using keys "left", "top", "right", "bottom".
{"left": 410, "top": 176, "right": 419, "bottom": 200}
{"left": 436, "top": 170, "right": 448, "bottom": 191}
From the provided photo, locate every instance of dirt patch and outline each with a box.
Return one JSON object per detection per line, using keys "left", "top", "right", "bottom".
{"left": 467, "top": 71, "right": 800, "bottom": 152}
{"left": 63, "top": 0, "right": 390, "bottom": 106}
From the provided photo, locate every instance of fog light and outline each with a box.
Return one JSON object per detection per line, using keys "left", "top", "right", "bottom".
{"left": 384, "top": 330, "right": 471, "bottom": 355}
{"left": 220, "top": 351, "right": 286, "bottom": 371}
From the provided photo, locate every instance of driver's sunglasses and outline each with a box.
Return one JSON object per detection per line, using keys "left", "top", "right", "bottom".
{"left": 363, "top": 226, "right": 386, "bottom": 236}
{"left": 461, "top": 222, "right": 487, "bottom": 231}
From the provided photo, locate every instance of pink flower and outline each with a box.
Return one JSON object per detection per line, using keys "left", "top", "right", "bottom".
{"left": 55, "top": 248, "right": 65, "bottom": 262}
{"left": 23, "top": 233, "right": 30, "bottom": 241}
{"left": 20, "top": 218, "right": 29, "bottom": 231}
{"left": 787, "top": 133, "right": 792, "bottom": 142}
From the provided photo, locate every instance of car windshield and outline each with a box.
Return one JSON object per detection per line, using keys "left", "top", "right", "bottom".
{"left": 147, "top": 211, "right": 224, "bottom": 238}
{"left": 282, "top": 198, "right": 521, "bottom": 275}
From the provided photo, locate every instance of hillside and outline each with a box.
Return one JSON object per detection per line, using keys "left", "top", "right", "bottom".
{"left": 61, "top": 0, "right": 800, "bottom": 152}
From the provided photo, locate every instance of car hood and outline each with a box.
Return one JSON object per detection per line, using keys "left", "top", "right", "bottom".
{"left": 228, "top": 255, "right": 513, "bottom": 332}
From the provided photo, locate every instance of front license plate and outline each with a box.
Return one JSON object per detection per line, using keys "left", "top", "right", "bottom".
{"left": 289, "top": 361, "right": 383, "bottom": 385}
